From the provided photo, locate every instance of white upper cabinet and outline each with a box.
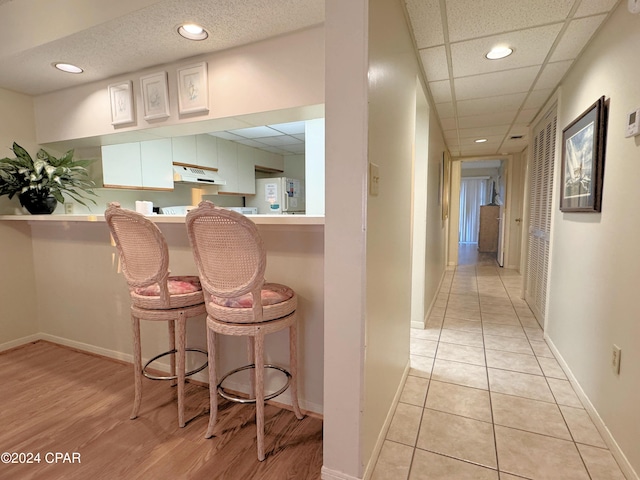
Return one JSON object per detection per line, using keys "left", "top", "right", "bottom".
{"left": 102, "top": 140, "right": 173, "bottom": 190}
{"left": 253, "top": 149, "right": 284, "bottom": 173}
{"left": 195, "top": 135, "right": 218, "bottom": 169}
{"left": 102, "top": 143, "right": 143, "bottom": 188}
{"left": 140, "top": 139, "right": 173, "bottom": 189}
{"left": 216, "top": 139, "right": 238, "bottom": 193}
{"left": 171, "top": 136, "right": 197, "bottom": 166}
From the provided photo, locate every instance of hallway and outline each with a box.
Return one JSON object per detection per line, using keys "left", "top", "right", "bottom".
{"left": 371, "top": 258, "right": 626, "bottom": 479}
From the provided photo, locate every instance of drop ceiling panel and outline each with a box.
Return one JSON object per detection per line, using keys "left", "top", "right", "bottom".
{"left": 252, "top": 135, "right": 303, "bottom": 147}
{"left": 549, "top": 15, "right": 607, "bottom": 62}
{"left": 454, "top": 66, "right": 539, "bottom": 100}
{"left": 435, "top": 102, "right": 455, "bottom": 118}
{"left": 458, "top": 111, "right": 519, "bottom": 129}
{"left": 536, "top": 60, "right": 573, "bottom": 90}
{"left": 456, "top": 125, "right": 510, "bottom": 139}
{"left": 405, "top": 0, "right": 444, "bottom": 48}
{"left": 267, "top": 121, "right": 306, "bottom": 135}
{"left": 575, "top": 0, "right": 619, "bottom": 17}
{"left": 524, "top": 89, "right": 555, "bottom": 109}
{"left": 445, "top": 0, "right": 574, "bottom": 42}
{"left": 456, "top": 93, "right": 527, "bottom": 117}
{"left": 450, "top": 24, "right": 563, "bottom": 78}
{"left": 429, "top": 80, "right": 453, "bottom": 104}
{"left": 419, "top": 46, "right": 449, "bottom": 81}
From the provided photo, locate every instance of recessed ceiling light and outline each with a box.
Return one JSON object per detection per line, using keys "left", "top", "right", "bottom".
{"left": 485, "top": 46, "right": 513, "bottom": 60}
{"left": 178, "top": 23, "right": 208, "bottom": 41}
{"left": 53, "top": 63, "right": 83, "bottom": 74}
{"left": 475, "top": 138, "right": 488, "bottom": 143}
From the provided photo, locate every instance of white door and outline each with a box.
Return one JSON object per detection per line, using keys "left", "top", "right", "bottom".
{"left": 525, "top": 106, "right": 557, "bottom": 327}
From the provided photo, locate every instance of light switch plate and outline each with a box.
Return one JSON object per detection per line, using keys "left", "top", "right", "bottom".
{"left": 369, "top": 163, "right": 380, "bottom": 196}
{"left": 625, "top": 108, "right": 640, "bottom": 137}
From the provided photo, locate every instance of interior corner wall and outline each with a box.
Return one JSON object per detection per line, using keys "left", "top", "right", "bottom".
{"left": 547, "top": 2, "right": 640, "bottom": 474}
{"left": 363, "top": 0, "right": 421, "bottom": 470}
{"left": 0, "top": 87, "right": 39, "bottom": 348}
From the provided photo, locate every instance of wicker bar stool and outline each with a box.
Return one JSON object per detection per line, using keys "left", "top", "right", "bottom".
{"left": 105, "top": 202, "right": 207, "bottom": 428}
{"left": 185, "top": 201, "right": 303, "bottom": 461}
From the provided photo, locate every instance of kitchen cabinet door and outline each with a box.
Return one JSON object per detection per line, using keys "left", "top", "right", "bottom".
{"left": 140, "top": 139, "right": 174, "bottom": 189}
{"left": 254, "top": 149, "right": 284, "bottom": 173}
{"left": 101, "top": 142, "right": 143, "bottom": 188}
{"left": 216, "top": 139, "right": 238, "bottom": 193}
{"left": 171, "top": 135, "right": 197, "bottom": 166}
{"left": 237, "top": 144, "right": 256, "bottom": 195}
{"left": 196, "top": 134, "right": 218, "bottom": 169}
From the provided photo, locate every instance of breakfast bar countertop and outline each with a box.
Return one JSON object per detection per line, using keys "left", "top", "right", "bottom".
{"left": 0, "top": 214, "right": 325, "bottom": 226}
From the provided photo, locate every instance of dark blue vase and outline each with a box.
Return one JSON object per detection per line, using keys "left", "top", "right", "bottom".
{"left": 18, "top": 190, "right": 58, "bottom": 214}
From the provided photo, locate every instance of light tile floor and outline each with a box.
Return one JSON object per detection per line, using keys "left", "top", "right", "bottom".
{"left": 371, "top": 260, "right": 627, "bottom": 480}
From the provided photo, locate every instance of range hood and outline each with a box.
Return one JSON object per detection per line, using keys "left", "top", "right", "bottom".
{"left": 173, "top": 165, "right": 227, "bottom": 185}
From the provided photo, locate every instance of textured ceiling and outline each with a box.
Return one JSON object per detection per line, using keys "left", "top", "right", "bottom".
{"left": 406, "top": 0, "right": 619, "bottom": 157}
{"left": 0, "top": 0, "right": 622, "bottom": 159}
{"left": 0, "top": 0, "right": 324, "bottom": 96}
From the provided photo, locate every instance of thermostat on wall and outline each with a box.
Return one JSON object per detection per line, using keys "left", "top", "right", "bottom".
{"left": 626, "top": 107, "right": 640, "bottom": 138}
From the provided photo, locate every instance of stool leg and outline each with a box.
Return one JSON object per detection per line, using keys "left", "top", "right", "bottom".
{"left": 168, "top": 319, "right": 176, "bottom": 388}
{"left": 205, "top": 324, "right": 218, "bottom": 439}
{"left": 176, "top": 311, "right": 186, "bottom": 428}
{"left": 289, "top": 317, "right": 304, "bottom": 420}
{"left": 255, "top": 329, "right": 265, "bottom": 461}
{"left": 130, "top": 314, "right": 142, "bottom": 420}
{"left": 247, "top": 336, "right": 256, "bottom": 400}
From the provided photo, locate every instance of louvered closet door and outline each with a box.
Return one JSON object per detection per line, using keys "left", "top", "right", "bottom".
{"left": 525, "top": 107, "right": 557, "bottom": 327}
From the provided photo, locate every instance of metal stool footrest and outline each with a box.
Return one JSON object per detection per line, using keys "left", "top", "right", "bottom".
{"left": 217, "top": 364, "right": 291, "bottom": 404}
{"left": 142, "top": 348, "right": 208, "bottom": 381}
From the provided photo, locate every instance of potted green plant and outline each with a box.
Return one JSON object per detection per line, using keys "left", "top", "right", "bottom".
{"left": 0, "top": 142, "right": 96, "bottom": 214}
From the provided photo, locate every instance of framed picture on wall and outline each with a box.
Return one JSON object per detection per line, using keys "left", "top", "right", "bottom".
{"left": 140, "top": 72, "right": 170, "bottom": 121}
{"left": 560, "top": 96, "right": 608, "bottom": 212}
{"left": 108, "top": 81, "right": 135, "bottom": 126}
{"left": 177, "top": 62, "right": 209, "bottom": 115}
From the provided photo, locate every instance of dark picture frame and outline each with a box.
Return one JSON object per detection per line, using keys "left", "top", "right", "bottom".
{"left": 560, "top": 96, "right": 608, "bottom": 212}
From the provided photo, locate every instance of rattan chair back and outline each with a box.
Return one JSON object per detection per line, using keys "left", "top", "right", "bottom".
{"left": 186, "top": 201, "right": 267, "bottom": 322}
{"left": 105, "top": 202, "right": 171, "bottom": 307}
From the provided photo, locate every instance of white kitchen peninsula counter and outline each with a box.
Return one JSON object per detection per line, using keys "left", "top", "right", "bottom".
{"left": 0, "top": 212, "right": 324, "bottom": 414}
{"left": 0, "top": 213, "right": 324, "bottom": 226}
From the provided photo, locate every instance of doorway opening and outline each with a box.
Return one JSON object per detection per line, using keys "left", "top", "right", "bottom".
{"left": 457, "top": 159, "right": 506, "bottom": 267}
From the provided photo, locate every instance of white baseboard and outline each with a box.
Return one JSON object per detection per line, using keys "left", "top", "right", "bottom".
{"left": 0, "top": 334, "right": 41, "bottom": 353}
{"left": 321, "top": 466, "right": 362, "bottom": 480}
{"left": 362, "top": 360, "right": 410, "bottom": 480}
{"left": 545, "top": 336, "right": 639, "bottom": 480}
{"left": 39, "top": 333, "right": 134, "bottom": 363}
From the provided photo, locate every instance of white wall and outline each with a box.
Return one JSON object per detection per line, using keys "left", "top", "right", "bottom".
{"left": 363, "top": 0, "right": 419, "bottom": 470}
{"left": 546, "top": 3, "right": 640, "bottom": 475}
{"left": 323, "top": 0, "right": 369, "bottom": 477}
{"left": 424, "top": 104, "right": 449, "bottom": 307}
{"left": 0, "top": 88, "right": 39, "bottom": 349}
{"left": 33, "top": 26, "right": 325, "bottom": 145}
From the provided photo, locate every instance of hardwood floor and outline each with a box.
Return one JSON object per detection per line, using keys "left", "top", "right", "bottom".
{"left": 0, "top": 341, "right": 323, "bottom": 480}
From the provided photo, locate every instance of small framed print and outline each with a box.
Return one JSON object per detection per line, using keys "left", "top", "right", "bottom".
{"left": 140, "top": 72, "right": 170, "bottom": 121}
{"left": 108, "top": 81, "right": 135, "bottom": 126}
{"left": 177, "top": 62, "right": 209, "bottom": 115}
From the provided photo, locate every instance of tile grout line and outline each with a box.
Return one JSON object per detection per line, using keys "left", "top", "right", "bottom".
{"left": 495, "top": 265, "right": 596, "bottom": 480}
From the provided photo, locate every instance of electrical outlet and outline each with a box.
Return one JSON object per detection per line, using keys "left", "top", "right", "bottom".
{"left": 612, "top": 345, "right": 622, "bottom": 374}
{"left": 64, "top": 203, "right": 74, "bottom": 214}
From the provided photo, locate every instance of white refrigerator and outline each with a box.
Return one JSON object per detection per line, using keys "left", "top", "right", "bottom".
{"left": 246, "top": 177, "right": 305, "bottom": 214}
